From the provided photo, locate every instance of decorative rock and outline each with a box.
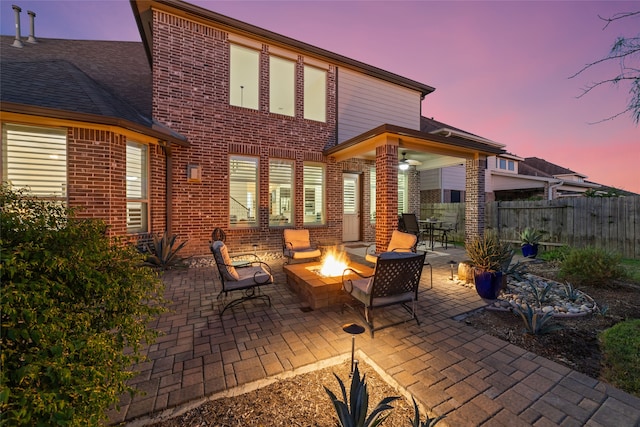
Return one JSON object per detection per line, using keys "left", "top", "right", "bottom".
{"left": 542, "top": 306, "right": 554, "bottom": 313}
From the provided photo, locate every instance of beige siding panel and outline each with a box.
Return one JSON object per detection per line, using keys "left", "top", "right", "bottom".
{"left": 442, "top": 165, "right": 465, "bottom": 191}
{"left": 420, "top": 169, "right": 440, "bottom": 190}
{"left": 337, "top": 68, "right": 421, "bottom": 143}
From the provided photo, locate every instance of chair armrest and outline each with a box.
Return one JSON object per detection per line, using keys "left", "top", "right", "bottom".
{"left": 249, "top": 261, "right": 272, "bottom": 284}
{"left": 341, "top": 267, "right": 372, "bottom": 293}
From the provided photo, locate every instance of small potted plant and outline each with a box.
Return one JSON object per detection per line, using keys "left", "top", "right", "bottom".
{"left": 520, "top": 227, "right": 544, "bottom": 258}
{"left": 466, "top": 232, "right": 513, "bottom": 301}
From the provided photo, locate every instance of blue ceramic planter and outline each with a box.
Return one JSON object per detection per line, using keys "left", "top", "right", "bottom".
{"left": 473, "top": 269, "right": 503, "bottom": 301}
{"left": 522, "top": 243, "right": 539, "bottom": 258}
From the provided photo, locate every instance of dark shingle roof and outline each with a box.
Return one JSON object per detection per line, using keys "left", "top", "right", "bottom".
{"left": 519, "top": 157, "right": 577, "bottom": 178}
{"left": 0, "top": 36, "right": 187, "bottom": 144}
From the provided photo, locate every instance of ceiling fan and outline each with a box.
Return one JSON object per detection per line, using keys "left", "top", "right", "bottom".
{"left": 399, "top": 152, "right": 421, "bottom": 170}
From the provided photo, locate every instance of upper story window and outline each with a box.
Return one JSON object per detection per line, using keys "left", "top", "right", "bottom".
{"left": 303, "top": 163, "right": 325, "bottom": 225}
{"left": 269, "top": 56, "right": 295, "bottom": 116}
{"left": 1, "top": 123, "right": 67, "bottom": 200}
{"left": 304, "top": 65, "right": 327, "bottom": 122}
{"left": 230, "top": 43, "right": 259, "bottom": 110}
{"left": 497, "top": 158, "right": 515, "bottom": 171}
{"left": 269, "top": 159, "right": 294, "bottom": 226}
{"left": 229, "top": 155, "right": 258, "bottom": 227}
{"left": 126, "top": 141, "right": 149, "bottom": 233}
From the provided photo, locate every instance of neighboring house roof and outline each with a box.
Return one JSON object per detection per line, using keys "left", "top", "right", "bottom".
{"left": 130, "top": 0, "right": 436, "bottom": 98}
{"left": 0, "top": 36, "right": 188, "bottom": 146}
{"left": 420, "top": 116, "right": 504, "bottom": 148}
{"left": 519, "top": 157, "right": 585, "bottom": 179}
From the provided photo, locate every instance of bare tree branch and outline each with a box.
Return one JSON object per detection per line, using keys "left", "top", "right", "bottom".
{"left": 570, "top": 11, "right": 640, "bottom": 125}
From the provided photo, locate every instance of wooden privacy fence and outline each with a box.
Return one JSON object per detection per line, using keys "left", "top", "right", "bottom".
{"left": 421, "top": 196, "right": 640, "bottom": 259}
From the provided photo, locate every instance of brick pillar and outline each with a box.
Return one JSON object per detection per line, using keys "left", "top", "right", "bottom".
{"left": 407, "top": 166, "right": 420, "bottom": 217}
{"left": 465, "top": 157, "right": 486, "bottom": 245}
{"left": 376, "top": 142, "right": 398, "bottom": 252}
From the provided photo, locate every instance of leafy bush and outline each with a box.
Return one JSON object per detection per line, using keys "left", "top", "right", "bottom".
{"left": 324, "top": 363, "right": 399, "bottom": 427}
{"left": 538, "top": 246, "right": 571, "bottom": 263}
{"left": 558, "top": 246, "right": 626, "bottom": 286}
{"left": 0, "top": 185, "right": 166, "bottom": 425}
{"left": 600, "top": 319, "right": 640, "bottom": 396}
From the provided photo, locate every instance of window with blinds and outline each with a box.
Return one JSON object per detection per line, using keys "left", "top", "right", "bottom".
{"left": 126, "top": 142, "right": 148, "bottom": 233}
{"left": 368, "top": 168, "right": 407, "bottom": 219}
{"left": 230, "top": 156, "right": 258, "bottom": 227}
{"left": 269, "top": 159, "right": 293, "bottom": 226}
{"left": 303, "top": 163, "right": 324, "bottom": 225}
{"left": 370, "top": 168, "right": 376, "bottom": 222}
{"left": 2, "top": 123, "right": 67, "bottom": 199}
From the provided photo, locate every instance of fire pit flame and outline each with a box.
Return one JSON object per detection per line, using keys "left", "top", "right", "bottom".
{"left": 318, "top": 248, "right": 349, "bottom": 277}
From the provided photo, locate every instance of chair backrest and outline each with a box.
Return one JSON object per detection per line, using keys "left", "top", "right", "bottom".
{"left": 401, "top": 213, "right": 420, "bottom": 235}
{"left": 210, "top": 240, "right": 239, "bottom": 282}
{"left": 369, "top": 251, "right": 426, "bottom": 299}
{"left": 283, "top": 229, "right": 311, "bottom": 250}
{"left": 387, "top": 230, "right": 417, "bottom": 252}
{"left": 441, "top": 212, "right": 458, "bottom": 230}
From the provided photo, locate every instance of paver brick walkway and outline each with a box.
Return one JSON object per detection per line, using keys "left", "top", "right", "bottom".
{"left": 109, "top": 246, "right": 640, "bottom": 426}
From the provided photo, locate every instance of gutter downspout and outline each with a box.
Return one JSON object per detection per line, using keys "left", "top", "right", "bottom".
{"left": 164, "top": 142, "right": 173, "bottom": 234}
{"left": 549, "top": 180, "right": 563, "bottom": 200}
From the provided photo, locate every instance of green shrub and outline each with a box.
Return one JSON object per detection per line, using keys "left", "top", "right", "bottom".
{"left": 558, "top": 246, "right": 626, "bottom": 286}
{"left": 539, "top": 246, "right": 571, "bottom": 263}
{"left": 0, "top": 185, "right": 167, "bottom": 425}
{"left": 600, "top": 319, "right": 640, "bottom": 397}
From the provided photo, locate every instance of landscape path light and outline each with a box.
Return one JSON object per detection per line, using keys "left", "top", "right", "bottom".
{"left": 342, "top": 323, "right": 365, "bottom": 376}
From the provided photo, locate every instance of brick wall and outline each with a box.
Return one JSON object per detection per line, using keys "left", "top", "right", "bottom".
{"left": 152, "top": 10, "right": 338, "bottom": 255}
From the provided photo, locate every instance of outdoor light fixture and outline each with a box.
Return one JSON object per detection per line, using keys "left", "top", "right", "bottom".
{"left": 342, "top": 323, "right": 365, "bottom": 375}
{"left": 449, "top": 260, "right": 457, "bottom": 280}
{"left": 399, "top": 152, "right": 410, "bottom": 171}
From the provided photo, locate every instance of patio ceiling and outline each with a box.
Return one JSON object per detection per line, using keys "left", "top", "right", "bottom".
{"left": 325, "top": 124, "right": 505, "bottom": 170}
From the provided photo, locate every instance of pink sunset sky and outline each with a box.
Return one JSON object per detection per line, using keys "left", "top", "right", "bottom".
{"left": 2, "top": 0, "right": 638, "bottom": 193}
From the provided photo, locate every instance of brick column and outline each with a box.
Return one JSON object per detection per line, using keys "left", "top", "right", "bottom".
{"left": 407, "top": 166, "right": 420, "bottom": 216}
{"left": 465, "top": 157, "right": 486, "bottom": 245}
{"left": 376, "top": 142, "right": 398, "bottom": 252}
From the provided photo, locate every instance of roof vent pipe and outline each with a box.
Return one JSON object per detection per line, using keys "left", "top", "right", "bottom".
{"left": 27, "top": 10, "right": 37, "bottom": 43}
{"left": 11, "top": 5, "right": 23, "bottom": 48}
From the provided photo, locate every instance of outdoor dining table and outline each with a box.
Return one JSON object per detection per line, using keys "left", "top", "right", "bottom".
{"left": 419, "top": 218, "right": 441, "bottom": 251}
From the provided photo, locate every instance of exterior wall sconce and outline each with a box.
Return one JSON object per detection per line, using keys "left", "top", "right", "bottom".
{"left": 187, "top": 164, "right": 202, "bottom": 183}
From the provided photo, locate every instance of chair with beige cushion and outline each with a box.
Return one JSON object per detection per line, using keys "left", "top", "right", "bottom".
{"left": 210, "top": 240, "right": 273, "bottom": 316}
{"left": 365, "top": 230, "right": 417, "bottom": 264}
{"left": 342, "top": 251, "right": 427, "bottom": 337}
{"left": 282, "top": 229, "right": 322, "bottom": 264}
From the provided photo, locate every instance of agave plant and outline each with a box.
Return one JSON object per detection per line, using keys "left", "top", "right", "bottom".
{"left": 514, "top": 303, "right": 563, "bottom": 335}
{"left": 465, "top": 231, "right": 513, "bottom": 273}
{"left": 324, "top": 363, "right": 399, "bottom": 427}
{"left": 520, "top": 227, "right": 545, "bottom": 246}
{"left": 561, "top": 282, "right": 581, "bottom": 302}
{"left": 526, "top": 280, "right": 555, "bottom": 307}
{"left": 144, "top": 231, "right": 188, "bottom": 270}
{"left": 408, "top": 396, "right": 446, "bottom": 427}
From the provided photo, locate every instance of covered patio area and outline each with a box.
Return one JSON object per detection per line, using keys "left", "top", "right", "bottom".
{"left": 108, "top": 247, "right": 640, "bottom": 426}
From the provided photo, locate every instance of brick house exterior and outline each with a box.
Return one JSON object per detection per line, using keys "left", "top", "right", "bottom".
{"left": 2, "top": 0, "right": 504, "bottom": 257}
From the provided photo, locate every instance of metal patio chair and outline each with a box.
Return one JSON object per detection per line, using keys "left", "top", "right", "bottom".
{"left": 210, "top": 240, "right": 273, "bottom": 316}
{"left": 342, "top": 251, "right": 427, "bottom": 337}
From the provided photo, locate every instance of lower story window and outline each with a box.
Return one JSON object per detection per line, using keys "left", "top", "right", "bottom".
{"left": 269, "top": 159, "right": 293, "bottom": 226}
{"left": 126, "top": 141, "right": 148, "bottom": 233}
{"left": 1, "top": 123, "right": 67, "bottom": 200}
{"left": 230, "top": 155, "right": 258, "bottom": 227}
{"left": 303, "top": 163, "right": 325, "bottom": 225}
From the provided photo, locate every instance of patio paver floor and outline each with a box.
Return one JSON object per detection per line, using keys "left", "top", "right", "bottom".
{"left": 109, "top": 245, "right": 640, "bottom": 426}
